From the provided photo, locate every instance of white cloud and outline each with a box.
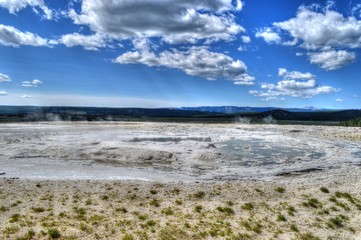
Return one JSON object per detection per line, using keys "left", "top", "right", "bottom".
{"left": 115, "top": 45, "right": 254, "bottom": 84}
{"left": 21, "top": 81, "right": 32, "bottom": 87}
{"left": 250, "top": 84, "right": 338, "bottom": 100}
{"left": 336, "top": 98, "right": 344, "bottom": 102}
{"left": 236, "top": 0, "right": 243, "bottom": 11}
{"left": 277, "top": 79, "right": 317, "bottom": 90}
{"left": 59, "top": 33, "right": 108, "bottom": 51}
{"left": 22, "top": 79, "right": 43, "bottom": 87}
{"left": 257, "top": 4, "right": 361, "bottom": 70}
{"left": 241, "top": 36, "right": 251, "bottom": 44}
{"left": 0, "top": 24, "right": 50, "bottom": 47}
{"left": 250, "top": 68, "right": 339, "bottom": 100}
{"left": 278, "top": 68, "right": 287, "bottom": 77}
{"left": 0, "top": 91, "right": 8, "bottom": 96}
{"left": 255, "top": 28, "right": 281, "bottom": 44}
{"left": 0, "top": 0, "right": 52, "bottom": 19}
{"left": 0, "top": 72, "right": 11, "bottom": 82}
{"left": 308, "top": 50, "right": 356, "bottom": 70}
{"left": 234, "top": 81, "right": 254, "bottom": 86}
{"left": 278, "top": 68, "right": 314, "bottom": 79}
{"left": 282, "top": 38, "right": 298, "bottom": 46}
{"left": 32, "top": 79, "right": 42, "bottom": 85}
{"left": 20, "top": 94, "right": 31, "bottom": 98}
{"left": 274, "top": 6, "right": 361, "bottom": 50}
{"left": 68, "top": 0, "right": 244, "bottom": 44}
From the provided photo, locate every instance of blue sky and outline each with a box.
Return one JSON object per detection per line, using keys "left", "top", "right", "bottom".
{"left": 0, "top": 0, "right": 360, "bottom": 109}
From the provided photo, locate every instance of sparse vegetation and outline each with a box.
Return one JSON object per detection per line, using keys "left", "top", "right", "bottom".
{"left": 3, "top": 226, "right": 19, "bottom": 234}
{"left": 100, "top": 195, "right": 109, "bottom": 200}
{"left": 277, "top": 214, "right": 287, "bottom": 222}
{"left": 275, "top": 187, "right": 285, "bottom": 193}
{"left": 150, "top": 189, "right": 158, "bottom": 195}
{"left": 9, "top": 213, "right": 21, "bottom": 223}
{"left": 0, "top": 206, "right": 8, "bottom": 212}
{"left": 298, "top": 232, "right": 320, "bottom": 240}
{"left": 146, "top": 220, "right": 156, "bottom": 227}
{"left": 193, "top": 191, "right": 205, "bottom": 199}
{"left": 122, "top": 234, "right": 134, "bottom": 240}
{"left": 287, "top": 206, "right": 296, "bottom": 216}
{"left": 17, "top": 229, "right": 36, "bottom": 240}
{"left": 328, "top": 216, "right": 344, "bottom": 228}
{"left": 302, "top": 198, "right": 322, "bottom": 208}
{"left": 195, "top": 205, "right": 203, "bottom": 213}
{"left": 320, "top": 187, "right": 330, "bottom": 193}
{"left": 0, "top": 178, "right": 359, "bottom": 239}
{"left": 149, "top": 199, "right": 161, "bottom": 207}
{"left": 290, "top": 224, "right": 299, "bottom": 232}
{"left": 242, "top": 202, "right": 254, "bottom": 210}
{"left": 48, "top": 228, "right": 61, "bottom": 239}
{"left": 161, "top": 207, "right": 174, "bottom": 216}
{"left": 31, "top": 207, "right": 45, "bottom": 213}
{"left": 216, "top": 206, "right": 235, "bottom": 215}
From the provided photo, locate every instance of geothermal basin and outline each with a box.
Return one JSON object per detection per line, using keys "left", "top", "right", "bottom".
{"left": 1, "top": 122, "right": 361, "bottom": 182}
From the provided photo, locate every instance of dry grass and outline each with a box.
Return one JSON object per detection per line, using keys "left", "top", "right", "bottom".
{"left": 0, "top": 179, "right": 361, "bottom": 239}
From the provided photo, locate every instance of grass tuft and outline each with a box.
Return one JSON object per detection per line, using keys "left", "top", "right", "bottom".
{"left": 320, "top": 187, "right": 330, "bottom": 193}
{"left": 275, "top": 187, "right": 285, "bottom": 193}
{"left": 48, "top": 228, "right": 61, "bottom": 239}
{"left": 242, "top": 203, "right": 254, "bottom": 210}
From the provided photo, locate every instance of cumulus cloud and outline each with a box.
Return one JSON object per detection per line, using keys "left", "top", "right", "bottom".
{"left": 0, "top": 24, "right": 50, "bottom": 47}
{"left": 237, "top": 46, "right": 244, "bottom": 51}
{"left": 272, "top": 79, "right": 317, "bottom": 90}
{"left": 241, "top": 36, "right": 251, "bottom": 44}
{"left": 335, "top": 98, "right": 344, "bottom": 102}
{"left": 0, "top": 0, "right": 52, "bottom": 19}
{"left": 250, "top": 68, "right": 339, "bottom": 100}
{"left": 22, "top": 79, "right": 43, "bottom": 87}
{"left": 250, "top": 84, "right": 338, "bottom": 101}
{"left": 20, "top": 94, "right": 31, "bottom": 98}
{"left": 308, "top": 50, "right": 356, "bottom": 70}
{"left": 278, "top": 68, "right": 314, "bottom": 79}
{"left": 68, "top": 0, "right": 244, "bottom": 44}
{"left": 255, "top": 28, "right": 281, "bottom": 44}
{"left": 59, "top": 33, "right": 108, "bottom": 50}
{"left": 115, "top": 44, "right": 254, "bottom": 84}
{"left": 0, "top": 91, "right": 8, "bottom": 96}
{"left": 258, "top": 3, "right": 361, "bottom": 70}
{"left": 0, "top": 73, "right": 11, "bottom": 82}
{"left": 274, "top": 6, "right": 361, "bottom": 50}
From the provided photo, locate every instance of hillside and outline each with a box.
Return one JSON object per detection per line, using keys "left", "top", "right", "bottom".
{"left": 0, "top": 106, "right": 360, "bottom": 123}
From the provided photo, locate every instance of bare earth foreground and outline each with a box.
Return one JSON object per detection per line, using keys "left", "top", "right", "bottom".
{"left": 0, "top": 122, "right": 361, "bottom": 240}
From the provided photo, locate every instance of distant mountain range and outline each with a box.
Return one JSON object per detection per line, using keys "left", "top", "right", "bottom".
{"left": 178, "top": 106, "right": 330, "bottom": 113}
{"left": 0, "top": 105, "right": 360, "bottom": 124}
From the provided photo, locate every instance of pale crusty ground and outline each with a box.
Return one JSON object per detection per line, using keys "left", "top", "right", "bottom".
{"left": 1, "top": 122, "right": 361, "bottom": 181}
{"left": 1, "top": 167, "right": 361, "bottom": 240}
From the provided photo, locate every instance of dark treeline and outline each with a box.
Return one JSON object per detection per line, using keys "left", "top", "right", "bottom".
{"left": 0, "top": 106, "right": 361, "bottom": 124}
